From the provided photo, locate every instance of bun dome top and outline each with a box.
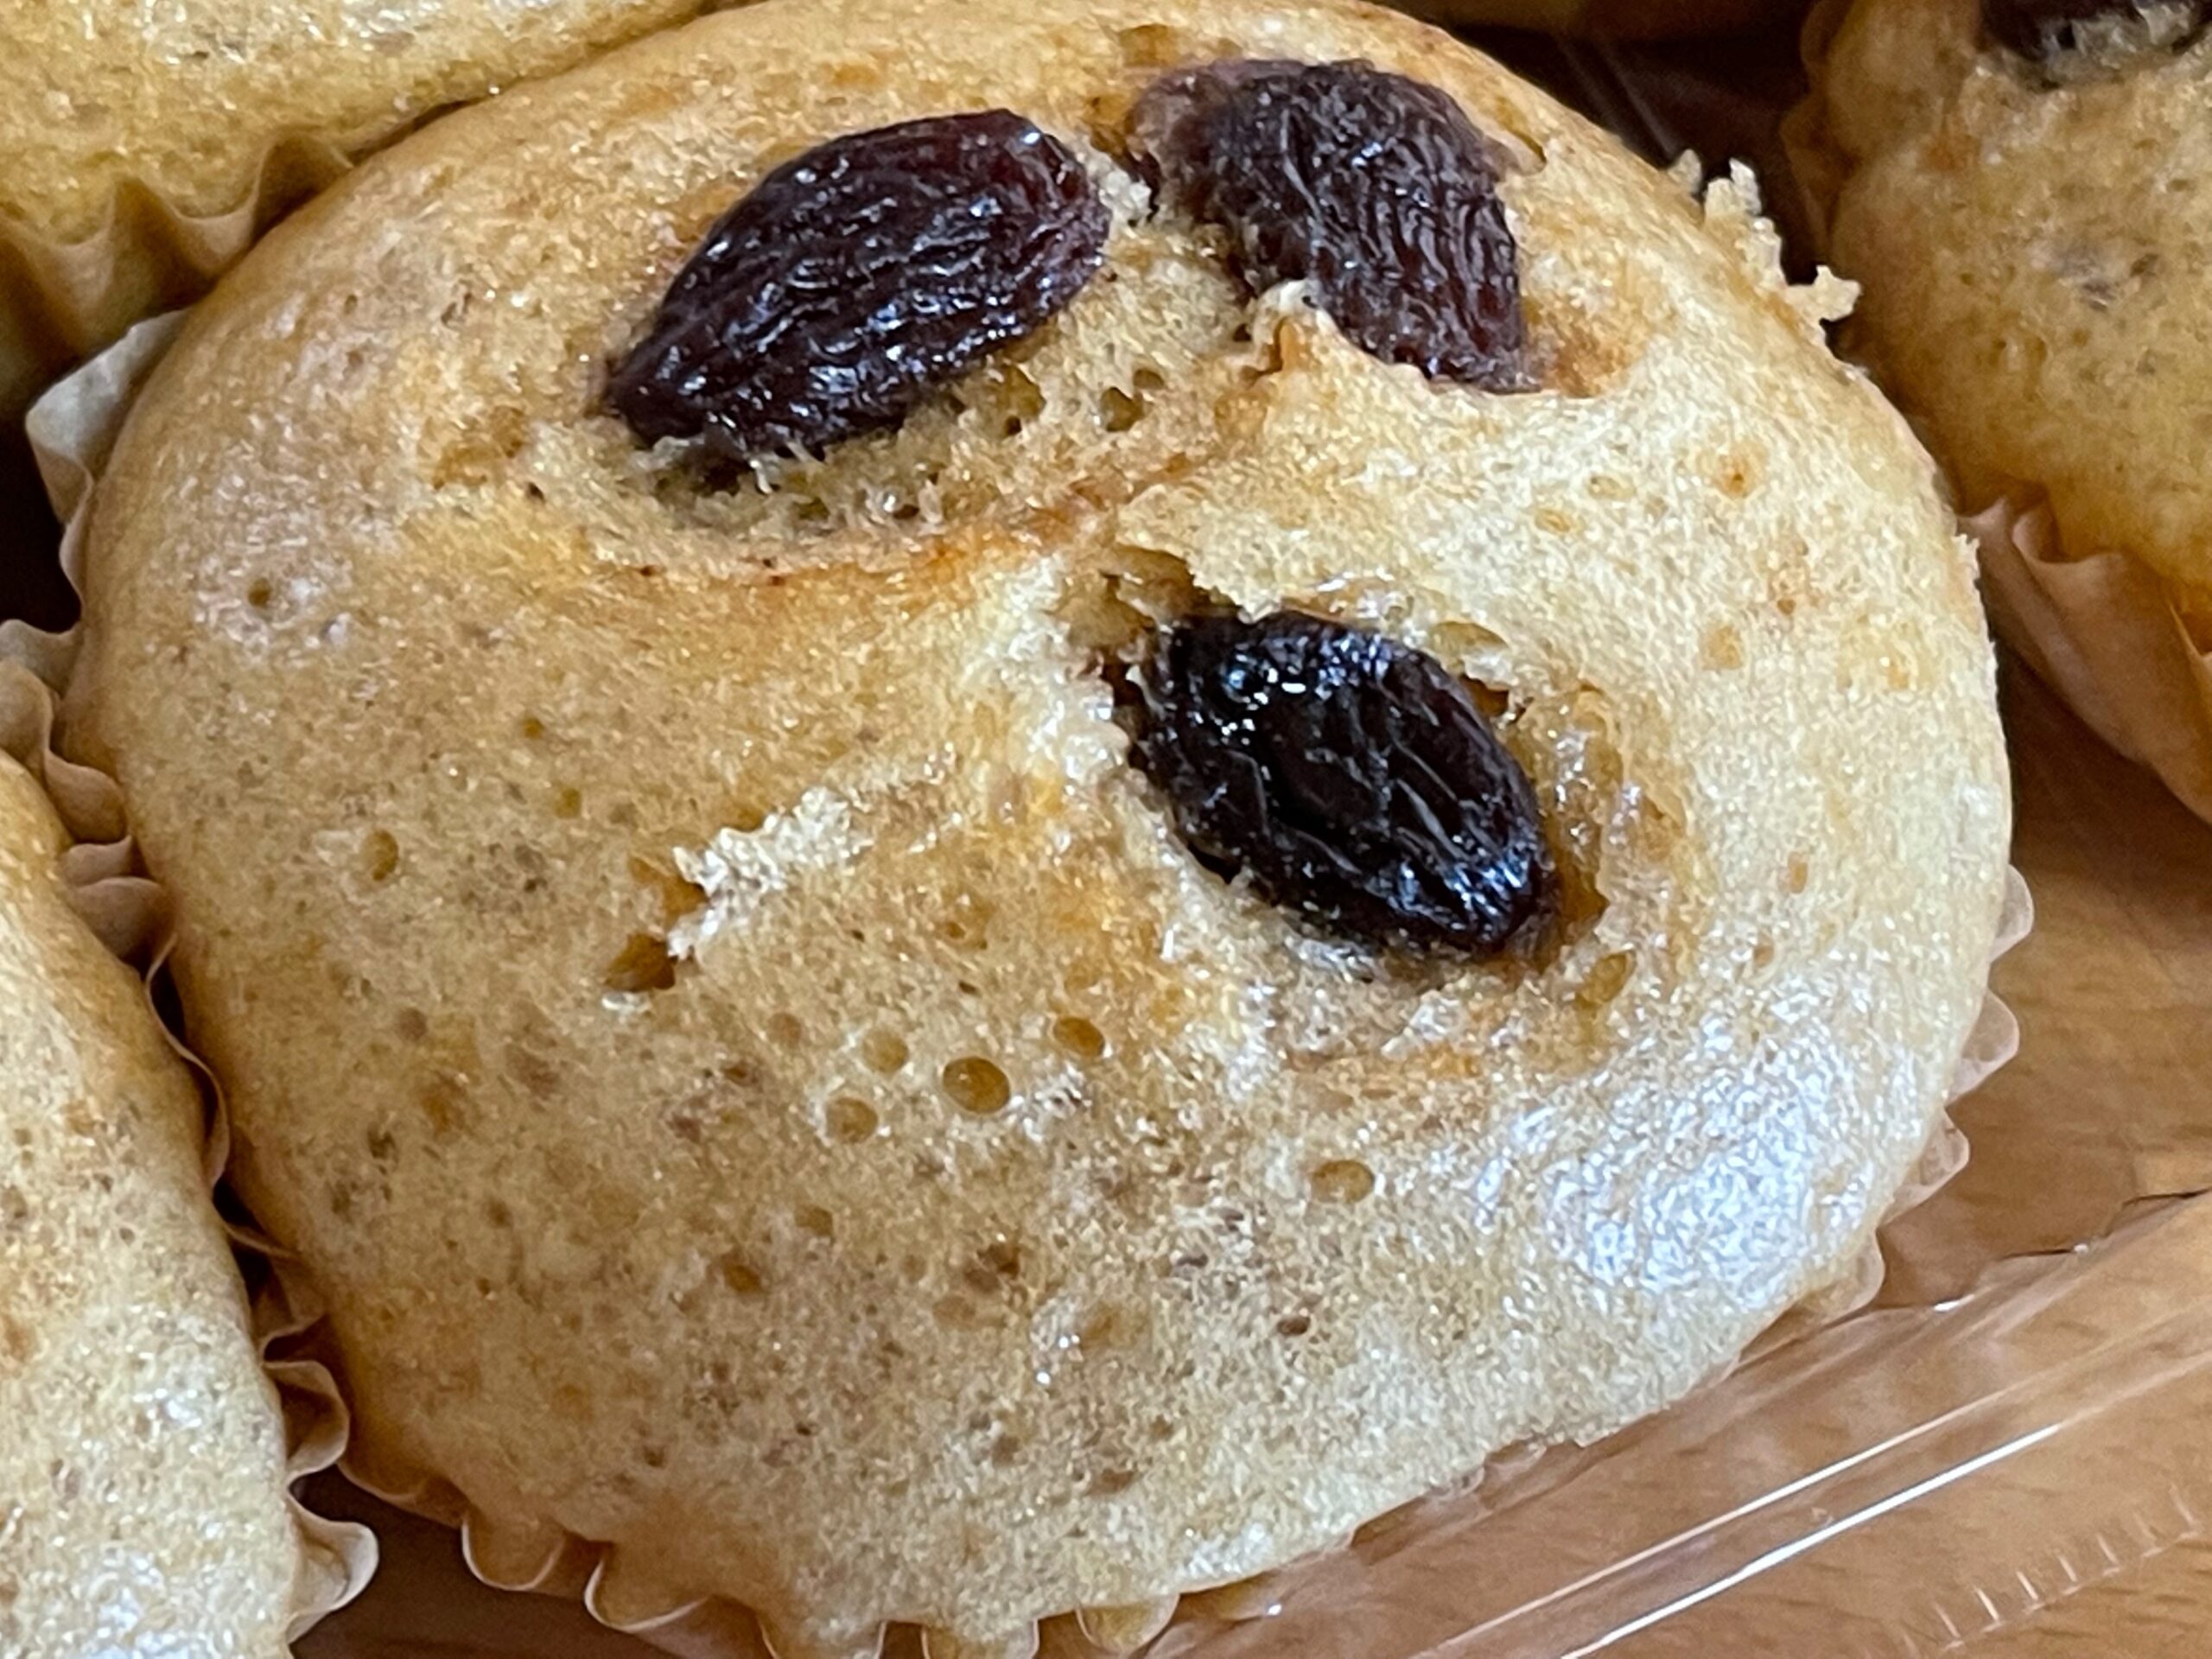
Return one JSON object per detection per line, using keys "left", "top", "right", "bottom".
{"left": 73, "top": 0, "right": 2011, "bottom": 1649}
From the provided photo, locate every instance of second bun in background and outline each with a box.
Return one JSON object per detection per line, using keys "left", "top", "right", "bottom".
{"left": 0, "top": 0, "right": 721, "bottom": 422}
{"left": 1790, "top": 0, "right": 2212, "bottom": 818}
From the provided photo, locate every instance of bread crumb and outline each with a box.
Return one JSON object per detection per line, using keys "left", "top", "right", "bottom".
{"left": 1700, "top": 160, "right": 1859, "bottom": 337}
{"left": 669, "top": 789, "right": 872, "bottom": 959}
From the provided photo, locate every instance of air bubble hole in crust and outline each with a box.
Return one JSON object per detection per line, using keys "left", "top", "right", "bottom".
{"left": 825, "top": 1097, "right": 879, "bottom": 1143}
{"left": 942, "top": 1056, "right": 1011, "bottom": 1116}
{"left": 1097, "top": 367, "right": 1166, "bottom": 435}
{"left": 972, "top": 1238, "right": 1021, "bottom": 1283}
{"left": 1051, "top": 1015, "right": 1107, "bottom": 1060}
{"left": 718, "top": 1252, "right": 765, "bottom": 1295}
{"left": 1575, "top": 950, "right": 1635, "bottom": 1011}
{"left": 860, "top": 1028, "right": 910, "bottom": 1074}
{"left": 1310, "top": 1159, "right": 1375, "bottom": 1204}
{"left": 1098, "top": 386, "right": 1146, "bottom": 431}
{"left": 937, "top": 893, "right": 993, "bottom": 951}
{"left": 601, "top": 932, "right": 677, "bottom": 994}
{"left": 1116, "top": 20, "right": 1182, "bottom": 67}
{"left": 361, "top": 829, "right": 400, "bottom": 882}
{"left": 1078, "top": 1302, "right": 1145, "bottom": 1351}
{"left": 995, "top": 365, "right": 1046, "bottom": 436}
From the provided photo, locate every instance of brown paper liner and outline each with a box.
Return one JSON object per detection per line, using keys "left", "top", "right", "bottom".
{"left": 25, "top": 316, "right": 2024, "bottom": 1658}
{"left": 1961, "top": 500, "right": 2212, "bottom": 824}
{"left": 0, "top": 313, "right": 376, "bottom": 1643}
{"left": 1774, "top": 0, "right": 1853, "bottom": 260}
{"left": 1783, "top": 3, "right": 2212, "bottom": 828}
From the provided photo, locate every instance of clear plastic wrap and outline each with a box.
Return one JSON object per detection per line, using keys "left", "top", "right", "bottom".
{"left": 1152, "top": 1195, "right": 2212, "bottom": 1658}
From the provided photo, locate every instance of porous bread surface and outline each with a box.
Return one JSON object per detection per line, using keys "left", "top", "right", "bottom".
{"left": 0, "top": 0, "right": 708, "bottom": 244}
{"left": 1814, "top": 0, "right": 2212, "bottom": 599}
{"left": 73, "top": 0, "right": 2012, "bottom": 1646}
{"left": 0, "top": 753, "right": 302, "bottom": 1658}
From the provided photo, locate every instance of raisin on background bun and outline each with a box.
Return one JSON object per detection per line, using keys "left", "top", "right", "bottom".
{"left": 67, "top": 0, "right": 2012, "bottom": 1650}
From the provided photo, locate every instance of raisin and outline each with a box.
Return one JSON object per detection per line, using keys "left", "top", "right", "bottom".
{"left": 1128, "top": 612, "right": 1556, "bottom": 956}
{"left": 608, "top": 111, "right": 1109, "bottom": 462}
{"left": 1128, "top": 60, "right": 1528, "bottom": 391}
{"left": 1983, "top": 0, "right": 2203, "bottom": 59}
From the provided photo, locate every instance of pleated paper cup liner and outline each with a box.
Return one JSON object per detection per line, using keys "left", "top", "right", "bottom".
{"left": 1960, "top": 498, "right": 2212, "bottom": 823}
{"left": 0, "top": 341, "right": 377, "bottom": 1632}
{"left": 0, "top": 137, "right": 356, "bottom": 423}
{"left": 1783, "top": 0, "right": 2212, "bottom": 827}
{"left": 21, "top": 313, "right": 2025, "bottom": 1658}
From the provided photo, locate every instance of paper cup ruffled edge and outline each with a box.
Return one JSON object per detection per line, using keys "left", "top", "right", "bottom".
{"left": 1960, "top": 498, "right": 2212, "bottom": 823}
{"left": 0, "top": 136, "right": 358, "bottom": 421}
{"left": 1, "top": 314, "right": 376, "bottom": 1644}
{"left": 21, "top": 315, "right": 2024, "bottom": 1659}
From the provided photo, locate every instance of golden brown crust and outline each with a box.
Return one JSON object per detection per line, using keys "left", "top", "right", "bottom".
{"left": 0, "top": 753, "right": 304, "bottom": 1657}
{"left": 75, "top": 0, "right": 2011, "bottom": 1647}
{"left": 1810, "top": 0, "right": 2212, "bottom": 600}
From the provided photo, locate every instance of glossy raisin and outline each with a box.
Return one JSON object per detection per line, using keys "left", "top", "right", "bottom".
{"left": 1983, "top": 0, "right": 2203, "bottom": 59}
{"left": 608, "top": 111, "right": 1109, "bottom": 462}
{"left": 1129, "top": 612, "right": 1556, "bottom": 956}
{"left": 1128, "top": 60, "right": 1528, "bottom": 391}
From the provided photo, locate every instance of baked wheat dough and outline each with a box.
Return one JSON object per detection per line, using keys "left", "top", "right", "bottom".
{"left": 0, "top": 752, "right": 306, "bottom": 1658}
{"left": 1808, "top": 0, "right": 2212, "bottom": 601}
{"left": 0, "top": 0, "right": 712, "bottom": 245}
{"left": 73, "top": 0, "right": 2012, "bottom": 1649}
